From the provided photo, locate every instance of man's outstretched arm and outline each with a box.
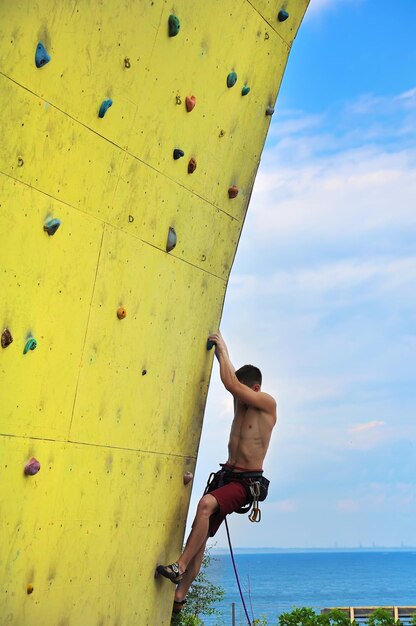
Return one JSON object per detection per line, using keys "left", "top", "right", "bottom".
{"left": 208, "top": 332, "right": 276, "bottom": 412}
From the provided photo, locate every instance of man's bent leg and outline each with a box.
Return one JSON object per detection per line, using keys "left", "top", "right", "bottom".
{"left": 177, "top": 494, "right": 218, "bottom": 573}
{"left": 156, "top": 494, "right": 218, "bottom": 584}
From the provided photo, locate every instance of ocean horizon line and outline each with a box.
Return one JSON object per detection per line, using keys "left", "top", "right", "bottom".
{"left": 210, "top": 546, "right": 416, "bottom": 554}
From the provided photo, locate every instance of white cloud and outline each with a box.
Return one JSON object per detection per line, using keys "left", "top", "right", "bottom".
{"left": 306, "top": 0, "right": 366, "bottom": 17}
{"left": 349, "top": 420, "right": 385, "bottom": 433}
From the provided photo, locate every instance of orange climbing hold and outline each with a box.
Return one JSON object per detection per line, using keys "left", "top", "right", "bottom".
{"left": 228, "top": 185, "right": 239, "bottom": 199}
{"left": 185, "top": 96, "right": 196, "bottom": 112}
{"left": 27, "top": 584, "right": 34, "bottom": 595}
{"left": 117, "top": 307, "right": 127, "bottom": 320}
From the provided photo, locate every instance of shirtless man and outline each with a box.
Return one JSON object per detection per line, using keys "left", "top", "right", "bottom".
{"left": 156, "top": 331, "right": 277, "bottom": 614}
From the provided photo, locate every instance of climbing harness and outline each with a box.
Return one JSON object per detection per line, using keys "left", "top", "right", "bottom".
{"left": 205, "top": 466, "right": 269, "bottom": 523}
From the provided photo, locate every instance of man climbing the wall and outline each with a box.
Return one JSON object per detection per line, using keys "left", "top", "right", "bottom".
{"left": 156, "top": 331, "right": 277, "bottom": 615}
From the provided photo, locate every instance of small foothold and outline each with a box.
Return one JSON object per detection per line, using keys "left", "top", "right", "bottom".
{"left": 183, "top": 471, "right": 193, "bottom": 486}
{"left": 35, "top": 42, "right": 51, "bottom": 68}
{"left": 166, "top": 227, "right": 177, "bottom": 253}
{"left": 241, "top": 86, "right": 250, "bottom": 96}
{"left": 219, "top": 129, "right": 225, "bottom": 138}
{"left": 207, "top": 339, "right": 215, "bottom": 351}
{"left": 1, "top": 329, "right": 13, "bottom": 349}
{"left": 124, "top": 57, "right": 131, "bottom": 68}
{"left": 27, "top": 584, "right": 34, "bottom": 595}
{"left": 188, "top": 158, "right": 197, "bottom": 174}
{"left": 173, "top": 149, "right": 185, "bottom": 160}
{"left": 185, "top": 95, "right": 196, "bottom": 112}
{"left": 168, "top": 14, "right": 180, "bottom": 37}
{"left": 24, "top": 458, "right": 41, "bottom": 476}
{"left": 278, "top": 9, "right": 289, "bottom": 22}
{"left": 43, "top": 218, "right": 61, "bottom": 236}
{"left": 176, "top": 95, "right": 182, "bottom": 105}
{"left": 265, "top": 106, "right": 275, "bottom": 116}
{"left": 128, "top": 215, "right": 134, "bottom": 223}
{"left": 228, "top": 185, "right": 239, "bottom": 199}
{"left": 98, "top": 99, "right": 113, "bottom": 118}
{"left": 227, "top": 72, "right": 237, "bottom": 88}
{"left": 142, "top": 369, "right": 147, "bottom": 376}
{"left": 23, "top": 338, "right": 37, "bottom": 355}
{"left": 117, "top": 307, "right": 127, "bottom": 320}
{"left": 17, "top": 157, "right": 24, "bottom": 167}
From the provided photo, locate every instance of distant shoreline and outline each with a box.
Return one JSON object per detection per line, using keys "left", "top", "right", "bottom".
{"left": 211, "top": 546, "right": 416, "bottom": 554}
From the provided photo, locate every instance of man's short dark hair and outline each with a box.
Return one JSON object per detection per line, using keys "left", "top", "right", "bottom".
{"left": 235, "top": 364, "right": 262, "bottom": 387}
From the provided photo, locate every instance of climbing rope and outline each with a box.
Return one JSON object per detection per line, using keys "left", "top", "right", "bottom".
{"left": 224, "top": 518, "right": 252, "bottom": 626}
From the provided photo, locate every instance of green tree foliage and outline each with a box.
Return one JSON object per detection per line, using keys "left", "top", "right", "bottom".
{"left": 368, "top": 609, "right": 402, "bottom": 626}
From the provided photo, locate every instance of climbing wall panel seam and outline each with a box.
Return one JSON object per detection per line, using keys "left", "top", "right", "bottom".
{"left": 245, "top": 0, "right": 290, "bottom": 38}
{"left": 0, "top": 171, "right": 230, "bottom": 281}
{"left": 0, "top": 70, "right": 246, "bottom": 222}
{"left": 67, "top": 227, "right": 106, "bottom": 440}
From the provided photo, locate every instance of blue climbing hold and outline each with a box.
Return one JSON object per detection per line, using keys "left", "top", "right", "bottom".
{"left": 43, "top": 218, "right": 61, "bottom": 236}
{"left": 98, "top": 99, "right": 113, "bottom": 118}
{"left": 35, "top": 42, "right": 51, "bottom": 68}
{"left": 23, "top": 338, "right": 37, "bottom": 355}
{"left": 166, "top": 227, "right": 177, "bottom": 253}
{"left": 206, "top": 339, "right": 215, "bottom": 351}
{"left": 278, "top": 9, "right": 289, "bottom": 22}
{"left": 227, "top": 72, "right": 237, "bottom": 88}
{"left": 173, "top": 149, "right": 185, "bottom": 160}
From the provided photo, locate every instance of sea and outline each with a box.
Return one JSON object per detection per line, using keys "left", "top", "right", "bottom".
{"left": 201, "top": 550, "right": 416, "bottom": 625}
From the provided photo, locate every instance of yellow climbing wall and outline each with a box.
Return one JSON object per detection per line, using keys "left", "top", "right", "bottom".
{"left": 0, "top": 1, "right": 309, "bottom": 624}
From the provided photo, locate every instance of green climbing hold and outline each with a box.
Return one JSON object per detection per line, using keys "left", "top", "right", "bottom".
{"left": 241, "top": 86, "right": 250, "bottom": 96}
{"left": 206, "top": 339, "right": 215, "bottom": 351}
{"left": 23, "top": 338, "right": 37, "bottom": 355}
{"left": 227, "top": 72, "right": 237, "bottom": 88}
{"left": 168, "top": 14, "right": 180, "bottom": 37}
{"left": 278, "top": 9, "right": 289, "bottom": 22}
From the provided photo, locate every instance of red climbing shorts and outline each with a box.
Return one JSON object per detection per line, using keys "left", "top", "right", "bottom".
{"left": 208, "top": 481, "right": 249, "bottom": 537}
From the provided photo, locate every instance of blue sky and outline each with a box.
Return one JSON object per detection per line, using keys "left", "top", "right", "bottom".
{"left": 188, "top": 0, "right": 416, "bottom": 549}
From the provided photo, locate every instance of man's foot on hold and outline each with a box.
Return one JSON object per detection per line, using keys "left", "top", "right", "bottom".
{"left": 156, "top": 562, "right": 186, "bottom": 584}
{"left": 172, "top": 598, "right": 187, "bottom": 614}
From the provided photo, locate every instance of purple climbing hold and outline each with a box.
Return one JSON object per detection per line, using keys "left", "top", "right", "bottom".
{"left": 24, "top": 458, "right": 41, "bottom": 476}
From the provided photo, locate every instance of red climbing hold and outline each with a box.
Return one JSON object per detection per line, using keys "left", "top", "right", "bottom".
{"left": 1, "top": 329, "right": 13, "bottom": 348}
{"left": 183, "top": 472, "right": 193, "bottom": 485}
{"left": 228, "top": 185, "right": 239, "bottom": 199}
{"left": 185, "top": 96, "right": 196, "bottom": 112}
{"left": 188, "top": 158, "right": 197, "bottom": 174}
{"left": 117, "top": 307, "right": 127, "bottom": 320}
{"left": 24, "top": 458, "right": 41, "bottom": 476}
